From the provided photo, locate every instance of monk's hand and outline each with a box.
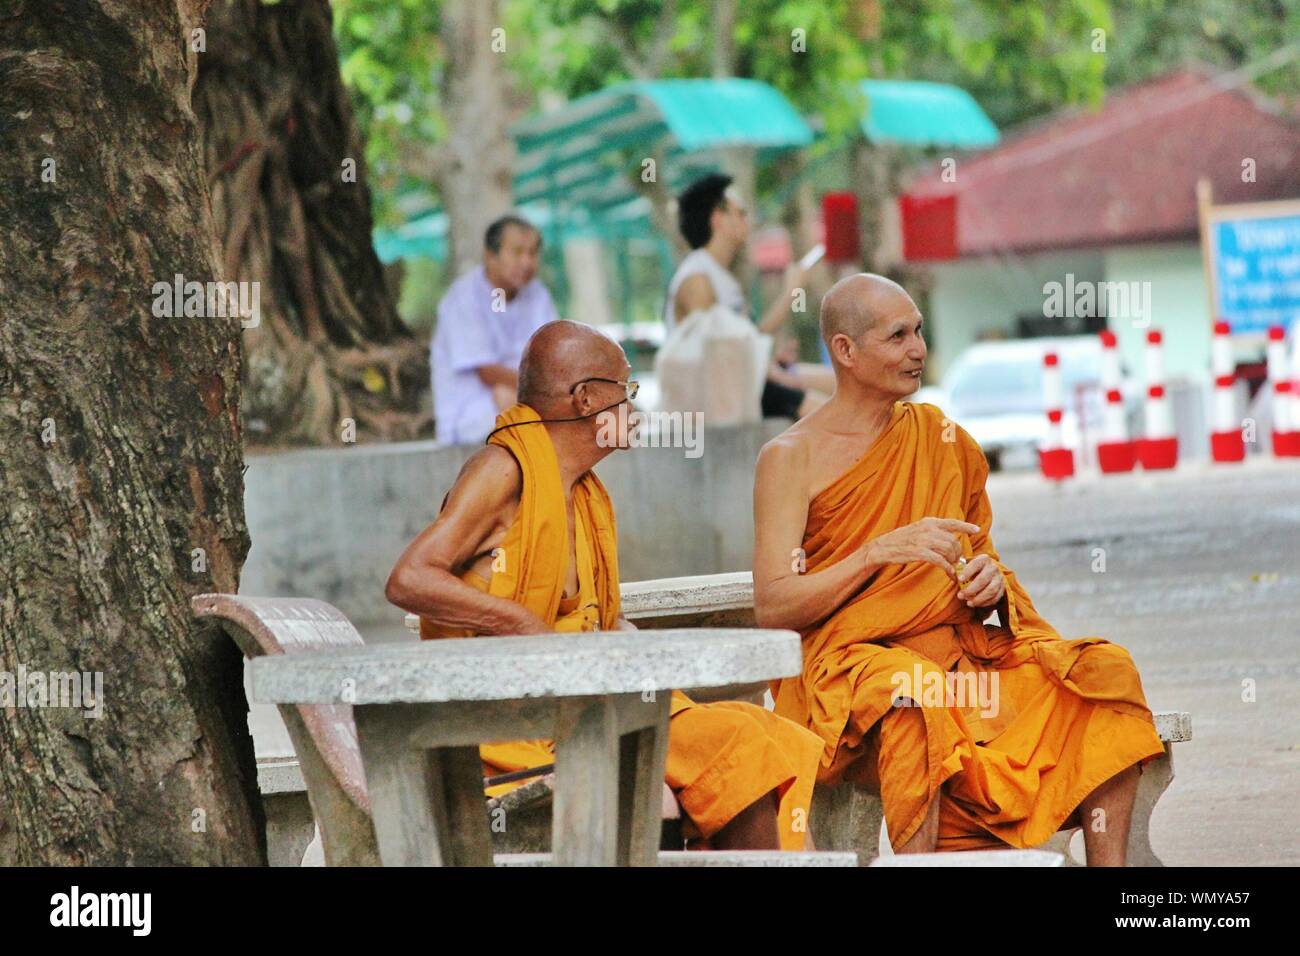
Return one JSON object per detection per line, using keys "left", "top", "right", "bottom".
{"left": 512, "top": 608, "right": 553, "bottom": 635}
{"left": 866, "top": 517, "right": 981, "bottom": 579}
{"left": 956, "top": 553, "right": 1005, "bottom": 608}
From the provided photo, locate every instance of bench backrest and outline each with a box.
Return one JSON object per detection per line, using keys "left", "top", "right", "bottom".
{"left": 195, "top": 595, "right": 374, "bottom": 811}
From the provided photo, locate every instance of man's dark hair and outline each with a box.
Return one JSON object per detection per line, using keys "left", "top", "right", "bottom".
{"left": 676, "top": 173, "right": 733, "bottom": 249}
{"left": 484, "top": 214, "right": 542, "bottom": 253}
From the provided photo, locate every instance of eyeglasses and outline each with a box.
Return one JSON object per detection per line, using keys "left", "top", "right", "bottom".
{"left": 568, "top": 378, "right": 639, "bottom": 402}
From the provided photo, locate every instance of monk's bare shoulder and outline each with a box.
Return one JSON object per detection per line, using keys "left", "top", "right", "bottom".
{"left": 443, "top": 445, "right": 522, "bottom": 518}
{"left": 756, "top": 426, "right": 813, "bottom": 498}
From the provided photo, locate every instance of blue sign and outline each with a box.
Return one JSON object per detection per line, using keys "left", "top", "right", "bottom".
{"left": 1210, "top": 211, "right": 1300, "bottom": 334}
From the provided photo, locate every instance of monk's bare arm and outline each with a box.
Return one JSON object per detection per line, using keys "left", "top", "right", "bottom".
{"left": 384, "top": 447, "right": 550, "bottom": 635}
{"left": 752, "top": 438, "right": 883, "bottom": 631}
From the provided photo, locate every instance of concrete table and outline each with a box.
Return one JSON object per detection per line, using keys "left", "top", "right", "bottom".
{"left": 250, "top": 628, "right": 802, "bottom": 867}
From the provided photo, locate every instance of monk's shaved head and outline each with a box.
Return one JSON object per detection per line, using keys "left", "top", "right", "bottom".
{"left": 819, "top": 273, "right": 916, "bottom": 349}
{"left": 518, "top": 320, "right": 627, "bottom": 413}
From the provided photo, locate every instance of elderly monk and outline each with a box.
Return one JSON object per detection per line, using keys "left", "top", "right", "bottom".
{"left": 386, "top": 319, "right": 823, "bottom": 851}
{"left": 752, "top": 274, "right": 1166, "bottom": 865}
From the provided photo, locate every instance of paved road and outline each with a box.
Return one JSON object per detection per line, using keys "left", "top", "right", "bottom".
{"left": 983, "top": 456, "right": 1300, "bottom": 866}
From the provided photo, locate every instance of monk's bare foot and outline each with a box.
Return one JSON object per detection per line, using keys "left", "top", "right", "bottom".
{"left": 710, "top": 789, "right": 781, "bottom": 850}
{"left": 895, "top": 794, "right": 940, "bottom": 853}
{"left": 1078, "top": 763, "right": 1141, "bottom": 866}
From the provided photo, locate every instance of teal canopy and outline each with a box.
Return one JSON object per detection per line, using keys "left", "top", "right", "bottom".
{"left": 513, "top": 78, "right": 814, "bottom": 209}
{"left": 376, "top": 78, "right": 814, "bottom": 263}
{"left": 859, "top": 79, "right": 999, "bottom": 148}
{"left": 374, "top": 79, "right": 998, "bottom": 263}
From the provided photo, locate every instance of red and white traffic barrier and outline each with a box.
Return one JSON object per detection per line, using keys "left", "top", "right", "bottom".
{"left": 1096, "top": 330, "right": 1135, "bottom": 473}
{"left": 1138, "top": 329, "right": 1178, "bottom": 470}
{"left": 1039, "top": 350, "right": 1074, "bottom": 480}
{"left": 1209, "top": 320, "right": 1244, "bottom": 463}
{"left": 1268, "top": 325, "right": 1300, "bottom": 457}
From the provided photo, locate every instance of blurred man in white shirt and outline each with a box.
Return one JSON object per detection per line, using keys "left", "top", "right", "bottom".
{"left": 431, "top": 214, "right": 558, "bottom": 444}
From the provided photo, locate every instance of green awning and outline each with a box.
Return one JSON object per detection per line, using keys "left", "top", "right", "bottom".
{"left": 513, "top": 78, "right": 814, "bottom": 209}
{"left": 860, "top": 80, "right": 999, "bottom": 148}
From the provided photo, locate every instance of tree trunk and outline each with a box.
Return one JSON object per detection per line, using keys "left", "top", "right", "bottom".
{"left": 196, "top": 0, "right": 429, "bottom": 447}
{"left": 436, "top": 0, "right": 514, "bottom": 279}
{"left": 0, "top": 0, "right": 263, "bottom": 864}
{"left": 711, "top": 0, "right": 738, "bottom": 79}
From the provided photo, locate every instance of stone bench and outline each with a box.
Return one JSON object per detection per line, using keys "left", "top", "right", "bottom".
{"left": 408, "top": 570, "right": 1193, "bottom": 866}
{"left": 196, "top": 594, "right": 381, "bottom": 866}
{"left": 199, "top": 593, "right": 845, "bottom": 866}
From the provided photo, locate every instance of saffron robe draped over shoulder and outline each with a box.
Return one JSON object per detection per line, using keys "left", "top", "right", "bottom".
{"left": 422, "top": 403, "right": 823, "bottom": 849}
{"left": 771, "top": 400, "right": 1165, "bottom": 850}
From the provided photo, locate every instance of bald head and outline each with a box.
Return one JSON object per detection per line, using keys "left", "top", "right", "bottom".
{"left": 518, "top": 320, "right": 628, "bottom": 414}
{"left": 819, "top": 273, "right": 916, "bottom": 349}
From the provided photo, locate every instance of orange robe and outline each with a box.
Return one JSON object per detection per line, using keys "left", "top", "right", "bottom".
{"left": 772, "top": 400, "right": 1166, "bottom": 851}
{"left": 422, "top": 403, "right": 822, "bottom": 849}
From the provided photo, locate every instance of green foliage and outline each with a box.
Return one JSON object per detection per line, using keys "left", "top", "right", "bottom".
{"left": 1104, "top": 0, "right": 1300, "bottom": 106}
{"left": 332, "top": 0, "right": 1297, "bottom": 231}
{"left": 333, "top": 0, "right": 443, "bottom": 226}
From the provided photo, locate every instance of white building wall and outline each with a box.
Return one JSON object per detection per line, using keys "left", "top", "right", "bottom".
{"left": 922, "top": 243, "right": 1215, "bottom": 386}
{"left": 1101, "top": 242, "right": 1211, "bottom": 386}
{"left": 924, "top": 250, "right": 1104, "bottom": 382}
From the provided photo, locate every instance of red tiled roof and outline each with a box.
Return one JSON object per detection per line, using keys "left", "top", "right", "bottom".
{"left": 903, "top": 69, "right": 1300, "bottom": 258}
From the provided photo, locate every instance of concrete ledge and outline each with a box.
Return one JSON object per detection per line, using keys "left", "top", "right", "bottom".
{"left": 244, "top": 421, "right": 788, "bottom": 627}
{"left": 1154, "top": 710, "right": 1193, "bottom": 743}
{"left": 621, "top": 572, "right": 754, "bottom": 620}
{"left": 257, "top": 756, "right": 306, "bottom": 795}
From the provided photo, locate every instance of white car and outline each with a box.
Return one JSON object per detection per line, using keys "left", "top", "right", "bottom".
{"left": 910, "top": 337, "right": 1141, "bottom": 471}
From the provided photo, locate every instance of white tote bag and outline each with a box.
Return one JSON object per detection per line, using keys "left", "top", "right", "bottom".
{"left": 654, "top": 305, "right": 771, "bottom": 425}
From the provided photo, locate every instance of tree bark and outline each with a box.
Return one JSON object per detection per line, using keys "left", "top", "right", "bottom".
{"left": 711, "top": 0, "right": 738, "bottom": 79}
{"left": 196, "top": 0, "right": 429, "bottom": 447}
{"left": 436, "top": 0, "right": 514, "bottom": 279}
{"left": 0, "top": 0, "right": 263, "bottom": 863}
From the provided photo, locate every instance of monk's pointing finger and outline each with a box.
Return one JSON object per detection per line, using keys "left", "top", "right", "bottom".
{"left": 936, "top": 519, "right": 981, "bottom": 535}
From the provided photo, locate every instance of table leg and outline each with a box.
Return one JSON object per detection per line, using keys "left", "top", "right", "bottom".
{"left": 354, "top": 705, "right": 493, "bottom": 866}
{"left": 617, "top": 695, "right": 671, "bottom": 866}
{"left": 430, "top": 745, "right": 496, "bottom": 867}
{"left": 553, "top": 697, "right": 620, "bottom": 866}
